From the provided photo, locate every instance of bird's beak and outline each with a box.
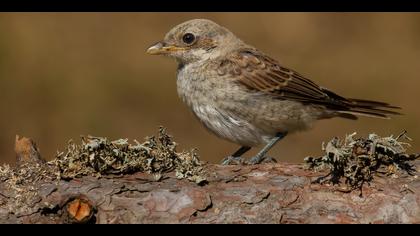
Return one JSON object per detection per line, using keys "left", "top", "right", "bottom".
{"left": 146, "top": 41, "right": 184, "bottom": 55}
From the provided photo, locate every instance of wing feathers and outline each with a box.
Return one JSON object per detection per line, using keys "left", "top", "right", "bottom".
{"left": 217, "top": 48, "right": 401, "bottom": 119}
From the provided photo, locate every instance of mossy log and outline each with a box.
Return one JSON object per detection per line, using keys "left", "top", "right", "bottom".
{"left": 0, "top": 136, "right": 419, "bottom": 224}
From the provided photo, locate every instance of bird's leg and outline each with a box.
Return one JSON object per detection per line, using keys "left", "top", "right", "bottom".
{"left": 248, "top": 132, "right": 288, "bottom": 164}
{"left": 232, "top": 146, "right": 252, "bottom": 157}
{"left": 220, "top": 146, "right": 251, "bottom": 165}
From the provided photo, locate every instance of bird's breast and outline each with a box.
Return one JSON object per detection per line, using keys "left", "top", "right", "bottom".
{"left": 175, "top": 63, "right": 267, "bottom": 146}
{"left": 176, "top": 63, "right": 212, "bottom": 107}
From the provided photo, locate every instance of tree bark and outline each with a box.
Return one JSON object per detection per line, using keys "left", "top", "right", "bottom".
{"left": 0, "top": 137, "right": 419, "bottom": 224}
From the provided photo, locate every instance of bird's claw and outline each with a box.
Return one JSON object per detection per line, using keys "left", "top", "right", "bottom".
{"left": 248, "top": 155, "right": 278, "bottom": 165}
{"left": 221, "top": 155, "right": 277, "bottom": 165}
{"left": 220, "top": 156, "right": 246, "bottom": 165}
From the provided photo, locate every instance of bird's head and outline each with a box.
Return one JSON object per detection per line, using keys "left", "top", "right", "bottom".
{"left": 147, "top": 19, "right": 242, "bottom": 64}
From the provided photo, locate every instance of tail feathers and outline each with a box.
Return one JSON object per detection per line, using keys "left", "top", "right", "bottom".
{"left": 347, "top": 98, "right": 401, "bottom": 110}
{"left": 338, "top": 110, "right": 391, "bottom": 120}
{"left": 337, "top": 98, "right": 402, "bottom": 120}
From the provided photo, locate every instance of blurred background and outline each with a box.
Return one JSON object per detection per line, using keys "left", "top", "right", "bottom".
{"left": 0, "top": 13, "right": 419, "bottom": 164}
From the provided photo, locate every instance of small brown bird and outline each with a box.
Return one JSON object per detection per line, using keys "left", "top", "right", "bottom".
{"left": 147, "top": 19, "right": 401, "bottom": 165}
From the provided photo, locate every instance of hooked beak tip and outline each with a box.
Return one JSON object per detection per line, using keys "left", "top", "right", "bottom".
{"left": 146, "top": 42, "right": 164, "bottom": 55}
{"left": 147, "top": 42, "right": 184, "bottom": 55}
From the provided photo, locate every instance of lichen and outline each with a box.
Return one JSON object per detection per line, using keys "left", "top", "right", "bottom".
{"left": 0, "top": 161, "right": 57, "bottom": 214}
{"left": 305, "top": 131, "right": 419, "bottom": 191}
{"left": 54, "top": 127, "right": 206, "bottom": 184}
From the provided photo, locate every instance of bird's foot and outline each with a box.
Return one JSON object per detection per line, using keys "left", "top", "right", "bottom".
{"left": 220, "top": 156, "right": 247, "bottom": 165}
{"left": 247, "top": 155, "right": 278, "bottom": 165}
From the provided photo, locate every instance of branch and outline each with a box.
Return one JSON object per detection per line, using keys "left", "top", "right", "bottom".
{"left": 0, "top": 135, "right": 419, "bottom": 224}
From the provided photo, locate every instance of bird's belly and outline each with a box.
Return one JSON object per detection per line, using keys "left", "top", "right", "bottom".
{"left": 189, "top": 103, "right": 267, "bottom": 147}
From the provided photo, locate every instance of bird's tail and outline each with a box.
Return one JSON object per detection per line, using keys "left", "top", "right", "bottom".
{"left": 319, "top": 88, "right": 402, "bottom": 120}
{"left": 336, "top": 98, "right": 402, "bottom": 120}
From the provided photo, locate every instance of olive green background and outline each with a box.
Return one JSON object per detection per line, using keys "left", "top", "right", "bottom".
{"left": 0, "top": 13, "right": 419, "bottom": 164}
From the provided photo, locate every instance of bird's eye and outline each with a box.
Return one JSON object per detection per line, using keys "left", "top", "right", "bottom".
{"left": 182, "top": 33, "right": 196, "bottom": 44}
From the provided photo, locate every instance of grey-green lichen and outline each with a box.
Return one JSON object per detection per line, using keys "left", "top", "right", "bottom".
{"left": 0, "top": 161, "right": 57, "bottom": 214}
{"left": 305, "top": 131, "right": 419, "bottom": 191}
{"left": 54, "top": 127, "right": 206, "bottom": 184}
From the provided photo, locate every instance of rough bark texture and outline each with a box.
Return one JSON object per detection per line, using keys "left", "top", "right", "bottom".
{"left": 0, "top": 137, "right": 419, "bottom": 224}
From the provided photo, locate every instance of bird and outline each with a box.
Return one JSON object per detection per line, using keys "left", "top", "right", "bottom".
{"left": 146, "top": 19, "right": 401, "bottom": 165}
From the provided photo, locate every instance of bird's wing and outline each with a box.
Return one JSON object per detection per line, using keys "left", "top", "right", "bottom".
{"left": 215, "top": 48, "right": 401, "bottom": 118}
{"left": 216, "top": 48, "right": 347, "bottom": 108}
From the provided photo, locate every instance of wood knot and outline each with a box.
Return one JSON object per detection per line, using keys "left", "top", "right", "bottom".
{"left": 65, "top": 197, "right": 96, "bottom": 224}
